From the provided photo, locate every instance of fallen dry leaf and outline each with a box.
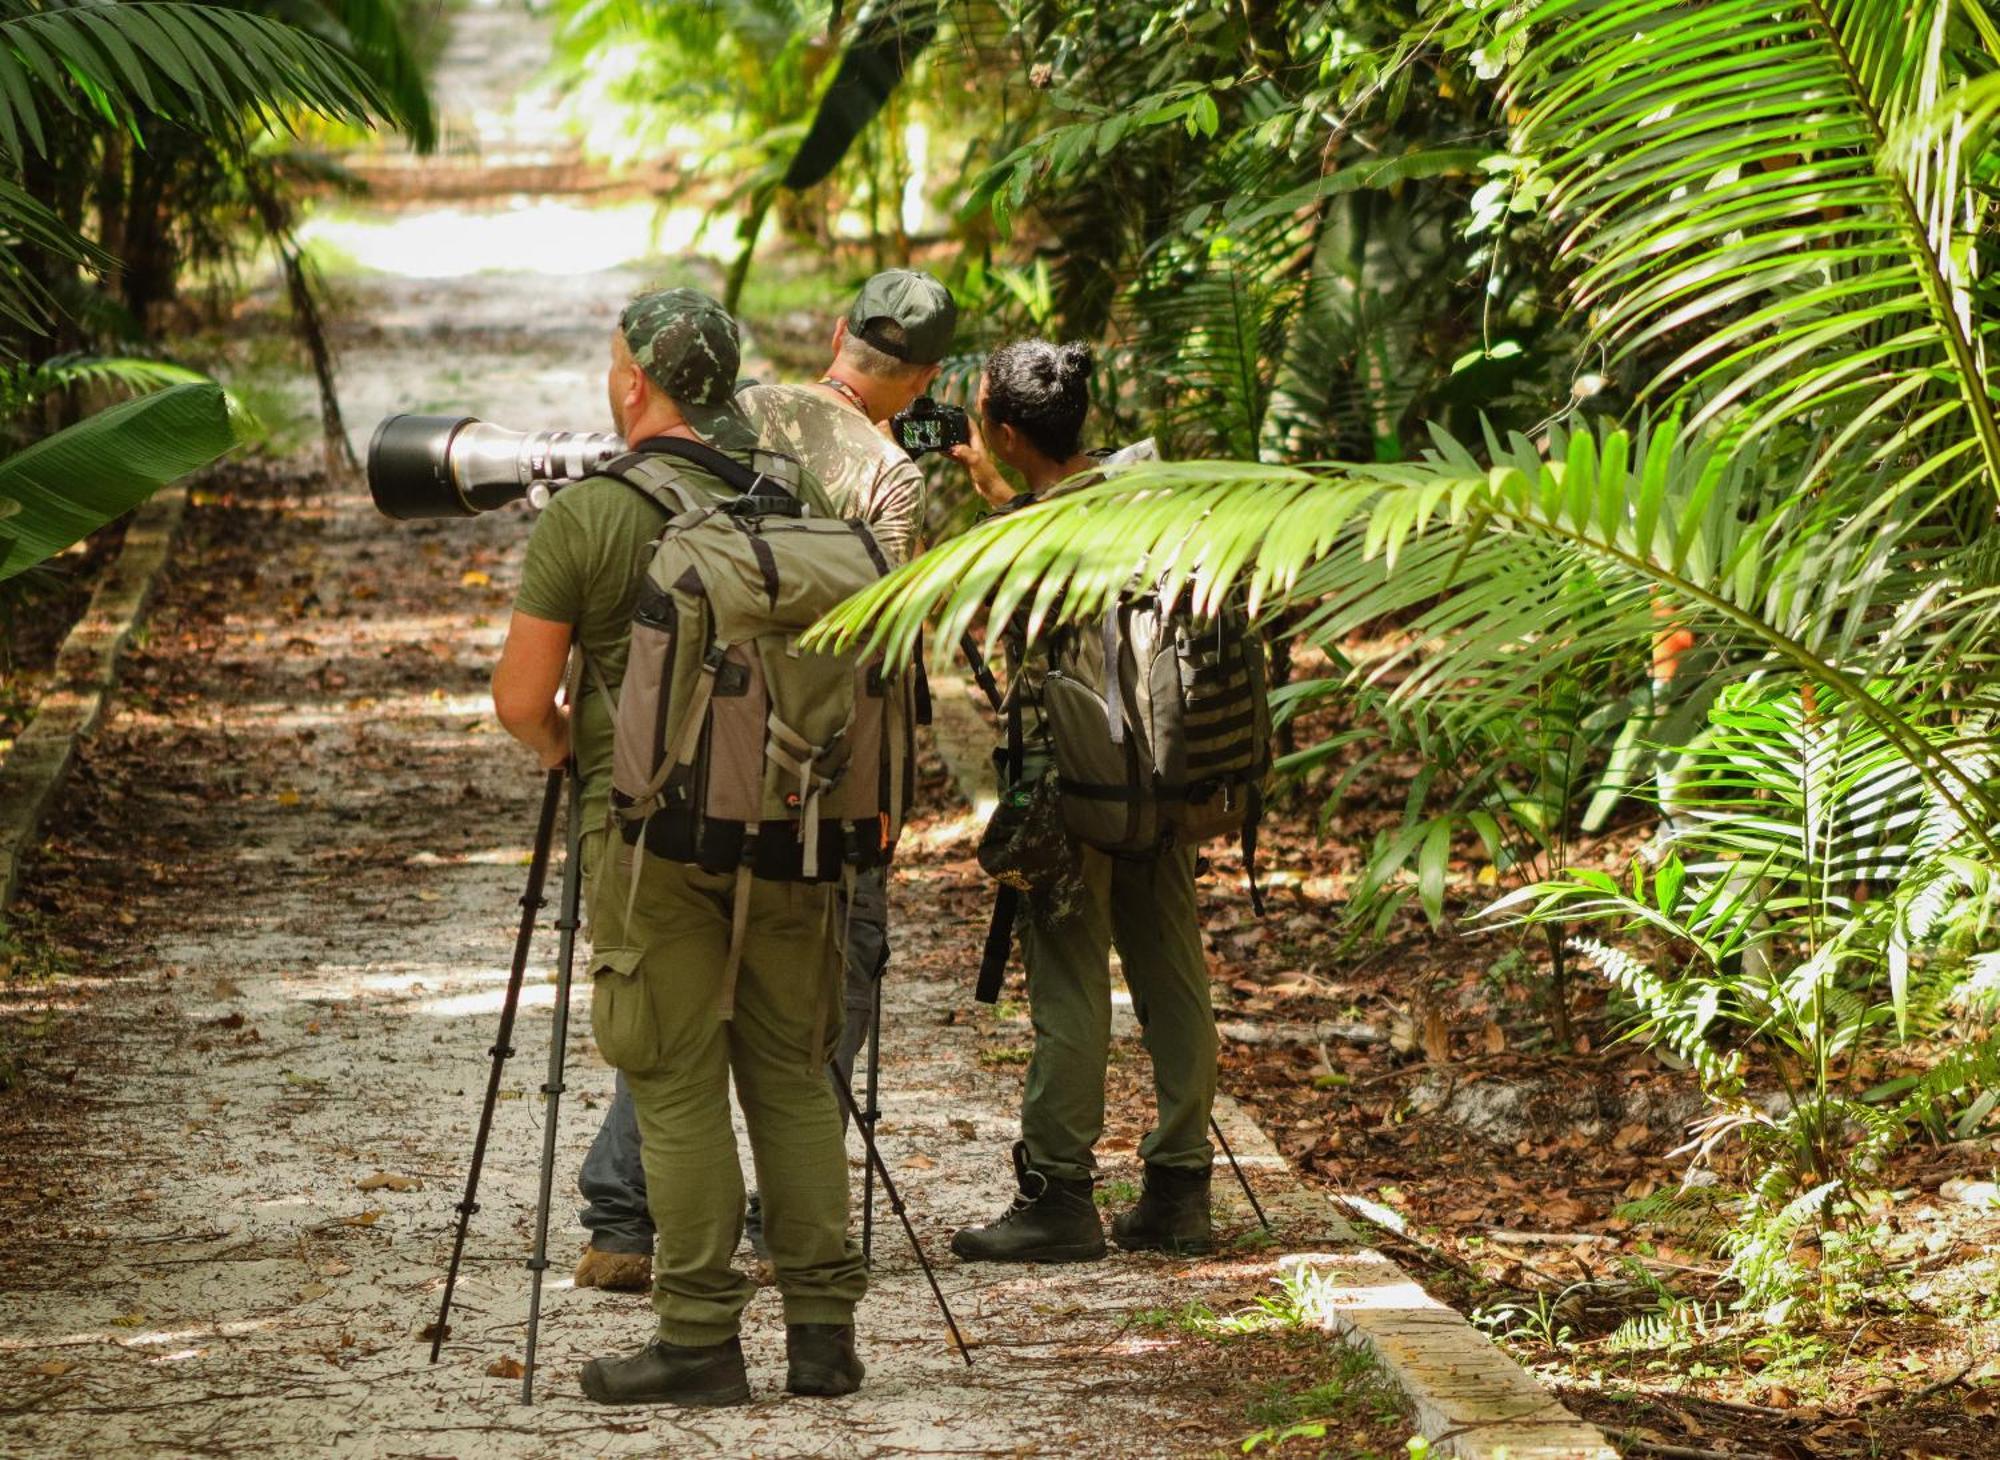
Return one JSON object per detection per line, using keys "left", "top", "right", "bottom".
{"left": 298, "top": 1282, "right": 334, "bottom": 1302}
{"left": 486, "top": 1356, "right": 524, "bottom": 1379}
{"left": 1611, "top": 1122, "right": 1651, "bottom": 1152}
{"left": 31, "top": 1360, "right": 75, "bottom": 1377}
{"left": 356, "top": 1171, "right": 419, "bottom": 1192}
{"left": 341, "top": 1210, "right": 384, "bottom": 1227}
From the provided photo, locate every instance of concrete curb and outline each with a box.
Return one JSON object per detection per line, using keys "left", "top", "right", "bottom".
{"left": 0, "top": 485, "right": 188, "bottom": 911}
{"left": 926, "top": 673, "right": 1615, "bottom": 1460}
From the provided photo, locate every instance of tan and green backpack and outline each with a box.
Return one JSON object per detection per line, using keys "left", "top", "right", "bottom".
{"left": 600, "top": 440, "right": 915, "bottom": 897}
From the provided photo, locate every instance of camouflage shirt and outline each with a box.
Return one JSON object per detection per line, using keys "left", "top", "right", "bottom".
{"left": 738, "top": 382, "right": 926, "bottom": 564}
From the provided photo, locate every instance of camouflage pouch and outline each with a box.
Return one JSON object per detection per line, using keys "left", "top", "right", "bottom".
{"left": 978, "top": 772, "right": 1081, "bottom": 904}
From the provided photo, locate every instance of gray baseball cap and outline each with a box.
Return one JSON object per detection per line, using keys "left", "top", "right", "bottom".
{"left": 618, "top": 287, "right": 757, "bottom": 451}
{"left": 847, "top": 269, "right": 957, "bottom": 365}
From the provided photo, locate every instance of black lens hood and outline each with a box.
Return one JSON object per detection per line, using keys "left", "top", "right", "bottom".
{"left": 367, "top": 414, "right": 477, "bottom": 519}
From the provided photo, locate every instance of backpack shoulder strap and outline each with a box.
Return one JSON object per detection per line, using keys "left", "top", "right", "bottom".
{"left": 639, "top": 437, "right": 801, "bottom": 498}
{"left": 601, "top": 451, "right": 705, "bottom": 516}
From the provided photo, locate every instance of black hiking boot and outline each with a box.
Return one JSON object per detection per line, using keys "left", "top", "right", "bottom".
{"left": 785, "top": 1323, "right": 864, "bottom": 1396}
{"left": 580, "top": 1335, "right": 751, "bottom": 1407}
{"left": 1111, "top": 1161, "right": 1213, "bottom": 1255}
{"left": 950, "top": 1141, "right": 1105, "bottom": 1264}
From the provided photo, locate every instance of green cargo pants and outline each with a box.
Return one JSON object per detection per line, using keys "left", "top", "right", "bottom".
{"left": 1017, "top": 837, "right": 1217, "bottom": 1184}
{"left": 584, "top": 830, "right": 866, "bottom": 1346}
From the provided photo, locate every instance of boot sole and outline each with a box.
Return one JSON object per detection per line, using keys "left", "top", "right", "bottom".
{"left": 786, "top": 1364, "right": 865, "bottom": 1397}
{"left": 579, "top": 1367, "right": 752, "bottom": 1407}
{"left": 1112, "top": 1234, "right": 1213, "bottom": 1256}
{"left": 950, "top": 1240, "right": 1107, "bottom": 1264}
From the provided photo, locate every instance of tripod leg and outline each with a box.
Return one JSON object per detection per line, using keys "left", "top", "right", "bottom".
{"left": 430, "top": 770, "right": 565, "bottom": 1365}
{"left": 1210, "top": 1115, "right": 1272, "bottom": 1233}
{"left": 829, "top": 1067, "right": 973, "bottom": 1366}
{"left": 860, "top": 972, "right": 882, "bottom": 1266}
{"left": 522, "top": 772, "right": 585, "bottom": 1405}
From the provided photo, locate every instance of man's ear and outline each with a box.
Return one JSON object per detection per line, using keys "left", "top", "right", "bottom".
{"left": 621, "top": 361, "right": 650, "bottom": 420}
{"left": 919, "top": 363, "right": 943, "bottom": 396}
{"left": 830, "top": 318, "right": 848, "bottom": 358}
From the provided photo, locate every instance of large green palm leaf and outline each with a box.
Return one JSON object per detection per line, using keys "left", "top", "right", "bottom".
{"left": 1491, "top": 0, "right": 2000, "bottom": 502}
{"left": 810, "top": 421, "right": 2000, "bottom": 839}
{"left": 0, "top": 1, "right": 396, "bottom": 160}
{"left": 0, "top": 378, "right": 238, "bottom": 579}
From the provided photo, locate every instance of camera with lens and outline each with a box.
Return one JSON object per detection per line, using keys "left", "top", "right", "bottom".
{"left": 890, "top": 396, "right": 969, "bottom": 459}
{"left": 366, "top": 414, "right": 625, "bottom": 519}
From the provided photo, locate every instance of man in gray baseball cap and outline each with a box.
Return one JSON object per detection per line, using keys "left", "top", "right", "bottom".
{"left": 841, "top": 267, "right": 958, "bottom": 373}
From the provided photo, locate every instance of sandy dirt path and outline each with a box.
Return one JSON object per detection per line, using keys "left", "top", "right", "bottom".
{"left": 0, "top": 10, "right": 1352, "bottom": 1458}
{"left": 0, "top": 283, "right": 1335, "bottom": 1458}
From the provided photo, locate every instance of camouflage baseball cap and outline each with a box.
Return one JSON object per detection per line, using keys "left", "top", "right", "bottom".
{"left": 847, "top": 269, "right": 957, "bottom": 365}
{"left": 618, "top": 287, "right": 757, "bottom": 451}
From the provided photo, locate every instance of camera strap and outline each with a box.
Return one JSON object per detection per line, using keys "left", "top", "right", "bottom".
{"left": 974, "top": 687, "right": 1024, "bottom": 1005}
{"left": 817, "top": 376, "right": 871, "bottom": 417}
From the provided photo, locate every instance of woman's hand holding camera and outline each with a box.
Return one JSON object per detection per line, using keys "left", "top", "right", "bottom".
{"left": 945, "top": 420, "right": 1017, "bottom": 509}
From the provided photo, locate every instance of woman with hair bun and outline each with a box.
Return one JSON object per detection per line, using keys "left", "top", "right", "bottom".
{"left": 943, "top": 340, "right": 1219, "bottom": 1266}
{"left": 945, "top": 338, "right": 1099, "bottom": 508}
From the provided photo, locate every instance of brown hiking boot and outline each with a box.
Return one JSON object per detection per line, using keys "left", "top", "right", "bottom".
{"left": 574, "top": 1245, "right": 651, "bottom": 1292}
{"left": 1111, "top": 1161, "right": 1213, "bottom": 1255}
{"left": 950, "top": 1142, "right": 1105, "bottom": 1264}
{"left": 581, "top": 1335, "right": 750, "bottom": 1407}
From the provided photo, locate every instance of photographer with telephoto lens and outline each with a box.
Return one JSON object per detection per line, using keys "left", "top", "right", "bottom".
{"left": 492, "top": 287, "right": 867, "bottom": 1406}
{"left": 570, "top": 269, "right": 959, "bottom": 1290}
{"left": 944, "top": 341, "right": 1222, "bottom": 1264}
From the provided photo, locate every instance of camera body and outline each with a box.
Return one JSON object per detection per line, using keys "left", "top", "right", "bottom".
{"left": 890, "top": 396, "right": 970, "bottom": 459}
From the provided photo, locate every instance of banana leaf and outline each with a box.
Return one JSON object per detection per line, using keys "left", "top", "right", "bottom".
{"left": 780, "top": 0, "right": 939, "bottom": 190}
{"left": 0, "top": 382, "right": 239, "bottom": 582}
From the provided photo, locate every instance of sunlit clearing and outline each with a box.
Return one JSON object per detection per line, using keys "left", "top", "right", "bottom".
{"left": 912, "top": 810, "right": 984, "bottom": 849}
{"left": 406, "top": 846, "right": 542, "bottom": 868}
{"left": 299, "top": 200, "right": 737, "bottom": 279}
{"left": 216, "top": 692, "right": 493, "bottom": 731}
{"left": 293, "top": 964, "right": 516, "bottom": 998}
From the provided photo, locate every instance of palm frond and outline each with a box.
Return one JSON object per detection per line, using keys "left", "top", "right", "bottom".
{"left": 1492, "top": 0, "right": 2000, "bottom": 503}
{"left": 0, "top": 174, "right": 110, "bottom": 336}
{"left": 0, "top": 352, "right": 203, "bottom": 416}
{"left": 0, "top": 0, "right": 400, "bottom": 159}
{"left": 810, "top": 418, "right": 2000, "bottom": 838}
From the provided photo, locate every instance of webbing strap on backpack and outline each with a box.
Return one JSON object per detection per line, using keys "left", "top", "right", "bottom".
{"left": 610, "top": 456, "right": 700, "bottom": 516}
{"left": 975, "top": 686, "right": 1024, "bottom": 1005}
{"left": 638, "top": 435, "right": 792, "bottom": 498}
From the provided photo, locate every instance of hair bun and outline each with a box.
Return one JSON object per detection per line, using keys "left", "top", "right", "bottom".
{"left": 1055, "top": 342, "right": 1094, "bottom": 382}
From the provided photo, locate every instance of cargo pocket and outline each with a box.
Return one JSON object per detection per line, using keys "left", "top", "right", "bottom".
{"left": 588, "top": 946, "right": 666, "bottom": 1075}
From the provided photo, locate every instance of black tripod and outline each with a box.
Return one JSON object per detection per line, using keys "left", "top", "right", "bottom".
{"left": 430, "top": 771, "right": 967, "bottom": 1399}
{"left": 428, "top": 767, "right": 583, "bottom": 1405}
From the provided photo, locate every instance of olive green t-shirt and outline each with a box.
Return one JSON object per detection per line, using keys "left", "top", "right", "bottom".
{"left": 513, "top": 466, "right": 723, "bottom": 825}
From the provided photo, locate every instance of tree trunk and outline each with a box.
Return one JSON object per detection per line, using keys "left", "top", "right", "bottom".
{"left": 246, "top": 171, "right": 356, "bottom": 477}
